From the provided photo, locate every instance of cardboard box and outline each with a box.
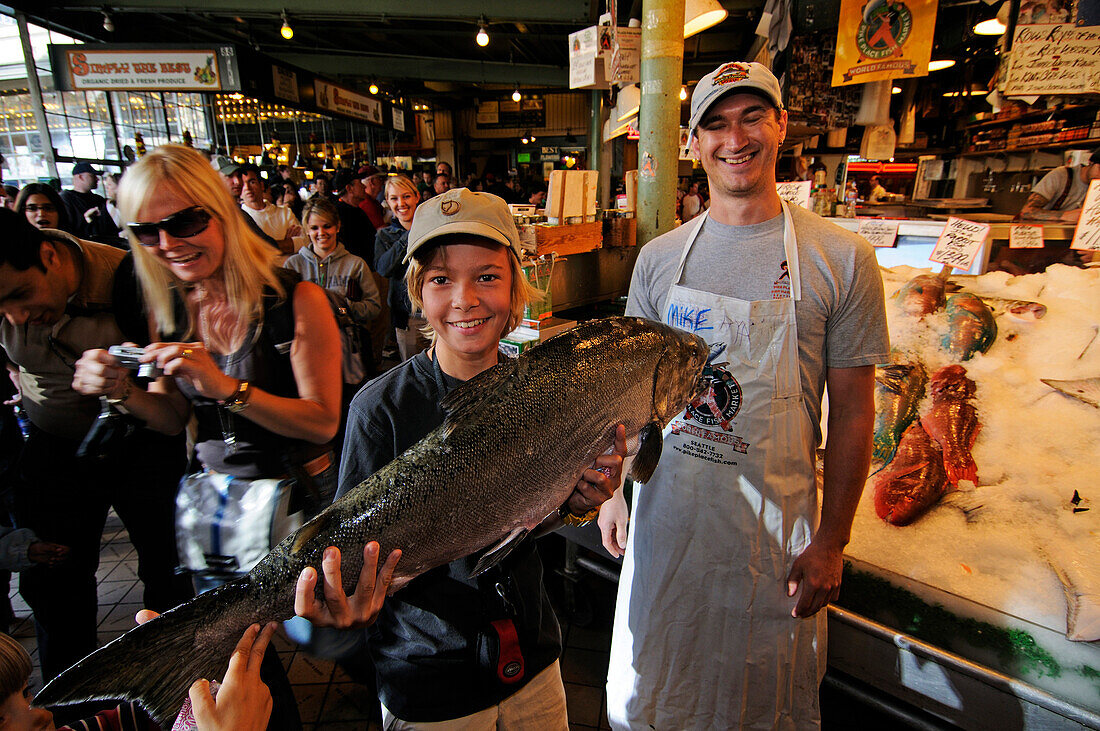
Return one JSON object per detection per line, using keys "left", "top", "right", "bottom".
{"left": 500, "top": 328, "right": 540, "bottom": 357}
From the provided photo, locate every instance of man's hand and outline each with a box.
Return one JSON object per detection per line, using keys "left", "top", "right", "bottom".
{"left": 597, "top": 489, "right": 629, "bottom": 559}
{"left": 565, "top": 424, "right": 627, "bottom": 518}
{"left": 27, "top": 541, "right": 69, "bottom": 567}
{"left": 785, "top": 539, "right": 844, "bottom": 618}
{"left": 84, "top": 207, "right": 100, "bottom": 223}
{"left": 294, "top": 542, "right": 401, "bottom": 630}
{"left": 189, "top": 622, "right": 276, "bottom": 731}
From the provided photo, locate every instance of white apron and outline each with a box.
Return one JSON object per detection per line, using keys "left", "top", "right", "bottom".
{"left": 607, "top": 204, "right": 823, "bottom": 730}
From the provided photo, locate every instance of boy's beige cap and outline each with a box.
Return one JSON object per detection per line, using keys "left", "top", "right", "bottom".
{"left": 404, "top": 188, "right": 522, "bottom": 263}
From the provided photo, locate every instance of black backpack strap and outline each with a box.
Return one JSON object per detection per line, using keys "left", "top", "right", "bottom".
{"left": 1051, "top": 166, "right": 1075, "bottom": 210}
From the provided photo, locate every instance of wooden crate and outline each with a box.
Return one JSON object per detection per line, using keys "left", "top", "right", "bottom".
{"left": 603, "top": 217, "right": 637, "bottom": 247}
{"left": 520, "top": 221, "right": 602, "bottom": 256}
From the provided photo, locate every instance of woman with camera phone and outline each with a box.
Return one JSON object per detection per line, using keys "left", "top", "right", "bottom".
{"left": 72, "top": 144, "right": 344, "bottom": 730}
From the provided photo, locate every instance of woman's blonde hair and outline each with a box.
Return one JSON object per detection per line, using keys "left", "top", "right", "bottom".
{"left": 405, "top": 236, "right": 541, "bottom": 343}
{"left": 384, "top": 174, "right": 418, "bottom": 201}
{"left": 117, "top": 144, "right": 284, "bottom": 337}
{"left": 0, "top": 634, "right": 31, "bottom": 701}
{"left": 300, "top": 196, "right": 340, "bottom": 228}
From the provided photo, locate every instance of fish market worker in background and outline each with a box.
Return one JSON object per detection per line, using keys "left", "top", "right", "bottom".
{"left": 598, "top": 62, "right": 889, "bottom": 729}
{"left": 1019, "top": 148, "right": 1100, "bottom": 222}
{"left": 295, "top": 188, "right": 626, "bottom": 729}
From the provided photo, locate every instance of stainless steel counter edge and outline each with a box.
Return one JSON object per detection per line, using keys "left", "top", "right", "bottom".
{"left": 828, "top": 605, "right": 1100, "bottom": 729}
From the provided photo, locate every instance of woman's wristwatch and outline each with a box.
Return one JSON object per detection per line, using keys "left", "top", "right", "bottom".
{"left": 220, "top": 379, "right": 253, "bottom": 413}
{"left": 559, "top": 504, "right": 601, "bottom": 527}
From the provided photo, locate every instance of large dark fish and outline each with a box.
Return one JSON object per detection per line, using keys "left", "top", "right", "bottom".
{"left": 942, "top": 293, "right": 997, "bottom": 361}
{"left": 921, "top": 365, "right": 980, "bottom": 487}
{"left": 872, "top": 355, "right": 928, "bottom": 465}
{"left": 36, "top": 317, "right": 708, "bottom": 725}
{"left": 895, "top": 274, "right": 946, "bottom": 318}
{"left": 873, "top": 421, "right": 948, "bottom": 525}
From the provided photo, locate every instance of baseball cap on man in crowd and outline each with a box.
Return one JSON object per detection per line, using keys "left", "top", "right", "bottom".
{"left": 211, "top": 155, "right": 241, "bottom": 176}
{"left": 358, "top": 164, "right": 383, "bottom": 180}
{"left": 72, "top": 162, "right": 103, "bottom": 176}
{"left": 405, "top": 188, "right": 521, "bottom": 263}
{"left": 688, "top": 62, "right": 784, "bottom": 143}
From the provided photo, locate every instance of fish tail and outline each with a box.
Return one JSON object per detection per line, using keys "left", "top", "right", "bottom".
{"left": 945, "top": 460, "right": 977, "bottom": 486}
{"left": 35, "top": 577, "right": 256, "bottom": 726}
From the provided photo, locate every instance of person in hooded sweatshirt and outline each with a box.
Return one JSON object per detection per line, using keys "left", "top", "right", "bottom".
{"left": 284, "top": 196, "right": 381, "bottom": 414}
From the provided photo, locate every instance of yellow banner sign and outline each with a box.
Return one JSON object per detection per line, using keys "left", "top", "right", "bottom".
{"left": 831, "top": 0, "right": 938, "bottom": 87}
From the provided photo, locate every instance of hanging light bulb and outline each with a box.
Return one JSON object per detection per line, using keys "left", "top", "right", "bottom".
{"left": 369, "top": 82, "right": 380, "bottom": 95}
{"left": 512, "top": 86, "right": 522, "bottom": 103}
{"left": 102, "top": 10, "right": 115, "bottom": 33}
{"left": 530, "top": 132, "right": 536, "bottom": 142}
{"left": 679, "top": 85, "right": 688, "bottom": 101}
{"left": 476, "top": 17, "right": 489, "bottom": 46}
{"left": 521, "top": 135, "right": 529, "bottom": 144}
{"left": 280, "top": 10, "right": 293, "bottom": 40}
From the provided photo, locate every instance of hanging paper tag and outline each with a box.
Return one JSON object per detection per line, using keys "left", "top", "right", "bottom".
{"left": 930, "top": 217, "right": 990, "bottom": 271}
{"left": 858, "top": 219, "right": 900, "bottom": 248}
{"left": 1009, "top": 224, "right": 1044, "bottom": 249}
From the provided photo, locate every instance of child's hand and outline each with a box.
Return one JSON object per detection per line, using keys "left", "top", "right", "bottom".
{"left": 295, "top": 542, "right": 402, "bottom": 629}
{"left": 564, "top": 424, "right": 627, "bottom": 518}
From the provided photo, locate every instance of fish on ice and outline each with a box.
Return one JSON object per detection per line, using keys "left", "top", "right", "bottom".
{"left": 921, "top": 365, "right": 980, "bottom": 487}
{"left": 34, "top": 317, "right": 708, "bottom": 724}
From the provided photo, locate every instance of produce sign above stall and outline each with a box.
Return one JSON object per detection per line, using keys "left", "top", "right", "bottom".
{"left": 831, "top": 0, "right": 938, "bottom": 87}
{"left": 49, "top": 44, "right": 241, "bottom": 92}
{"left": 1004, "top": 24, "right": 1100, "bottom": 96}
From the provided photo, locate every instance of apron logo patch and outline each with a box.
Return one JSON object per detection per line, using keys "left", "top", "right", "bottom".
{"left": 685, "top": 366, "right": 742, "bottom": 430}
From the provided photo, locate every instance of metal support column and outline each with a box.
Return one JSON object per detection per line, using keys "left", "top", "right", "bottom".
{"left": 16, "top": 12, "right": 58, "bottom": 179}
{"left": 637, "top": 0, "right": 684, "bottom": 244}
{"left": 588, "top": 89, "right": 603, "bottom": 207}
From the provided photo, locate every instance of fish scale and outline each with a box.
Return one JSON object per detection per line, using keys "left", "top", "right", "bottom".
{"left": 37, "top": 316, "right": 708, "bottom": 725}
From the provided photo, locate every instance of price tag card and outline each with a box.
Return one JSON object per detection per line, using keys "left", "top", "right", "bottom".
{"left": 930, "top": 216, "right": 991, "bottom": 272}
{"left": 1009, "top": 224, "right": 1045, "bottom": 249}
{"left": 1071, "top": 179, "right": 1100, "bottom": 251}
{"left": 776, "top": 181, "right": 812, "bottom": 209}
{"left": 857, "top": 219, "right": 900, "bottom": 248}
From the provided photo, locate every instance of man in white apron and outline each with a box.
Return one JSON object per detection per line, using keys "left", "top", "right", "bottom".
{"left": 600, "top": 62, "right": 889, "bottom": 729}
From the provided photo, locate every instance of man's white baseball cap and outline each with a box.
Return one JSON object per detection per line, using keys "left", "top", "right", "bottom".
{"left": 688, "top": 62, "right": 783, "bottom": 143}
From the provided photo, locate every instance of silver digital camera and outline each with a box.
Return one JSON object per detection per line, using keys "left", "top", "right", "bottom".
{"left": 107, "top": 345, "right": 163, "bottom": 379}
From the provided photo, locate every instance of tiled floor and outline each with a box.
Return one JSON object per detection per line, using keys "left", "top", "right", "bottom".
{"left": 9, "top": 511, "right": 616, "bottom": 730}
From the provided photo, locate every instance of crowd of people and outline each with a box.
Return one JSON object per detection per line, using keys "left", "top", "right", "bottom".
{"left": 0, "top": 61, "right": 889, "bottom": 731}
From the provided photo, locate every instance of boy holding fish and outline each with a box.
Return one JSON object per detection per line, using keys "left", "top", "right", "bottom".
{"left": 295, "top": 188, "right": 625, "bottom": 728}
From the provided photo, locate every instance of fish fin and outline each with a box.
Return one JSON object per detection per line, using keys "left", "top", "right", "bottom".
{"left": 35, "top": 578, "right": 256, "bottom": 726}
{"left": 469, "top": 527, "right": 529, "bottom": 578}
{"left": 439, "top": 358, "right": 521, "bottom": 435}
{"left": 291, "top": 513, "right": 330, "bottom": 554}
{"left": 627, "top": 421, "right": 663, "bottom": 484}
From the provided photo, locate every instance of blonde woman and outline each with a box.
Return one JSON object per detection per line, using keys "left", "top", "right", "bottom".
{"left": 374, "top": 174, "right": 429, "bottom": 360}
{"left": 72, "top": 144, "right": 341, "bottom": 730}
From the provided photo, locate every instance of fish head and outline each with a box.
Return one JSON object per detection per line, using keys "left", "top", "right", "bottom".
{"left": 898, "top": 275, "right": 946, "bottom": 317}
{"left": 930, "top": 364, "right": 976, "bottom": 400}
{"left": 650, "top": 325, "right": 709, "bottom": 424}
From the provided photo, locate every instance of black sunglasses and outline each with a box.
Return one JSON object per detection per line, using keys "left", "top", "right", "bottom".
{"left": 127, "top": 206, "right": 212, "bottom": 247}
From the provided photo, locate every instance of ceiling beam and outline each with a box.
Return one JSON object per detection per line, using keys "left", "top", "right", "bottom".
{"left": 45, "top": 0, "right": 592, "bottom": 24}
{"left": 276, "top": 52, "right": 568, "bottom": 86}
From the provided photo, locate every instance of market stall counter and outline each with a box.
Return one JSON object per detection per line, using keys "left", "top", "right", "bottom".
{"left": 831, "top": 261, "right": 1100, "bottom": 729}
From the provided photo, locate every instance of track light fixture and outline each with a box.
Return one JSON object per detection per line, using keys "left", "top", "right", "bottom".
{"left": 101, "top": 9, "right": 114, "bottom": 33}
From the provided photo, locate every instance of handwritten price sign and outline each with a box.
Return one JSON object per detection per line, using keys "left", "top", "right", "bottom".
{"left": 1071, "top": 179, "right": 1100, "bottom": 251}
{"left": 930, "top": 217, "right": 990, "bottom": 271}
{"left": 1009, "top": 224, "right": 1044, "bottom": 249}
{"left": 857, "top": 219, "right": 899, "bottom": 248}
{"left": 775, "top": 181, "right": 812, "bottom": 209}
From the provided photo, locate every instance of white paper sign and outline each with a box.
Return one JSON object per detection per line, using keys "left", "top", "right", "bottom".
{"left": 1005, "top": 24, "right": 1100, "bottom": 96}
{"left": 314, "top": 80, "right": 382, "bottom": 124}
{"left": 1009, "top": 224, "right": 1045, "bottom": 249}
{"left": 392, "top": 108, "right": 406, "bottom": 133}
{"left": 858, "top": 219, "right": 900, "bottom": 248}
{"left": 776, "top": 181, "right": 812, "bottom": 209}
{"left": 1071, "top": 179, "right": 1100, "bottom": 250}
{"left": 930, "top": 216, "right": 991, "bottom": 271}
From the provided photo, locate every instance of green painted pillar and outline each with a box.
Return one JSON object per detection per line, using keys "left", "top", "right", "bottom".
{"left": 637, "top": 0, "right": 685, "bottom": 244}
{"left": 588, "top": 90, "right": 603, "bottom": 207}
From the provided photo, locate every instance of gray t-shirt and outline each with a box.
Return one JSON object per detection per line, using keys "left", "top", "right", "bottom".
{"left": 626, "top": 204, "right": 890, "bottom": 446}
{"left": 1032, "top": 166, "right": 1087, "bottom": 210}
